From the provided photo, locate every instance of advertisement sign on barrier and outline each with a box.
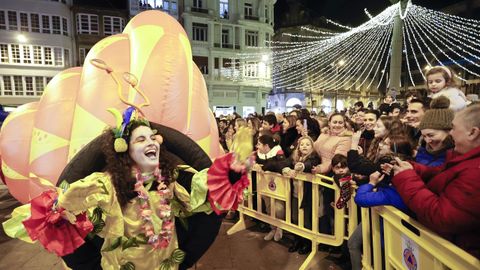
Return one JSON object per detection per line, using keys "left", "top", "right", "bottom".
{"left": 257, "top": 173, "right": 288, "bottom": 200}
{"left": 402, "top": 233, "right": 420, "bottom": 270}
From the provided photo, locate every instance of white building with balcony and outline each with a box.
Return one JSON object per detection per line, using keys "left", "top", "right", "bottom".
{"left": 0, "top": 0, "right": 75, "bottom": 107}
{"left": 182, "top": 0, "right": 275, "bottom": 116}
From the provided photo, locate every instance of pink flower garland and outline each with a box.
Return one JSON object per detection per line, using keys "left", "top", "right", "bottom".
{"left": 134, "top": 167, "right": 174, "bottom": 249}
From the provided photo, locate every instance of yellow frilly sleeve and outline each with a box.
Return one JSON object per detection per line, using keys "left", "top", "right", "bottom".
{"left": 57, "top": 172, "right": 114, "bottom": 214}
{"left": 57, "top": 172, "right": 124, "bottom": 238}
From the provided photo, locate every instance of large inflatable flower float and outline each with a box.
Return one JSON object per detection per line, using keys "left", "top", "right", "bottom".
{"left": 0, "top": 10, "right": 250, "bottom": 269}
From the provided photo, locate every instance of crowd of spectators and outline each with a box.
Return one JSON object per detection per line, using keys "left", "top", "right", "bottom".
{"left": 215, "top": 66, "right": 479, "bottom": 269}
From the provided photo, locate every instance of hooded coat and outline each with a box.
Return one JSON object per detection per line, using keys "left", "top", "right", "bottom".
{"left": 392, "top": 146, "right": 480, "bottom": 259}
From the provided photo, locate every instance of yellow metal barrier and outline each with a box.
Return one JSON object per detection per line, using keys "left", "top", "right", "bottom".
{"left": 228, "top": 170, "right": 358, "bottom": 270}
{"left": 361, "top": 206, "right": 480, "bottom": 270}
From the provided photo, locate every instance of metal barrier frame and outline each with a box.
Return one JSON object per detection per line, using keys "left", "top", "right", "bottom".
{"left": 228, "top": 170, "right": 358, "bottom": 270}
{"left": 361, "top": 206, "right": 480, "bottom": 270}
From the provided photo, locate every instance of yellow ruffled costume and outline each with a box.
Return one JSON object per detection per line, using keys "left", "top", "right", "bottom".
{"left": 3, "top": 169, "right": 211, "bottom": 270}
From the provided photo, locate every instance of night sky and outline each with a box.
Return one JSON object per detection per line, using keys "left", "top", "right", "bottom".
{"left": 274, "top": 0, "right": 477, "bottom": 29}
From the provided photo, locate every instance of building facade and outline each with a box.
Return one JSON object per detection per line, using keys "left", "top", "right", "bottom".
{"left": 182, "top": 0, "right": 275, "bottom": 117}
{"left": 0, "top": 0, "right": 75, "bottom": 107}
{"left": 129, "top": 0, "right": 276, "bottom": 116}
{"left": 0, "top": 0, "right": 275, "bottom": 115}
{"left": 73, "top": 1, "right": 129, "bottom": 66}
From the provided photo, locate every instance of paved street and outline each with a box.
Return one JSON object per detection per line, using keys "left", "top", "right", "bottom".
{"left": 0, "top": 184, "right": 340, "bottom": 270}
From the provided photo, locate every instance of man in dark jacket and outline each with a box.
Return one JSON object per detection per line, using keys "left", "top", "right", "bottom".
{"left": 392, "top": 103, "right": 480, "bottom": 259}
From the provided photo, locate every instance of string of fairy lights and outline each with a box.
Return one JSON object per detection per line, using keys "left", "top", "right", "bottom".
{"left": 224, "top": 0, "right": 480, "bottom": 94}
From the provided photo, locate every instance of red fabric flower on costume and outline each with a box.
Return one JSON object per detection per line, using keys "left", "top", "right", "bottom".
{"left": 207, "top": 152, "right": 250, "bottom": 215}
{"left": 22, "top": 190, "right": 93, "bottom": 256}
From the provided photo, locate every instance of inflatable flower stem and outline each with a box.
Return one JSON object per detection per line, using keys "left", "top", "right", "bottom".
{"left": 90, "top": 58, "right": 152, "bottom": 153}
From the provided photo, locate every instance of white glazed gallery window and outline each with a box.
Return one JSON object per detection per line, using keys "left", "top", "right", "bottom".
{"left": 62, "top": 17, "right": 68, "bottom": 35}
{"left": 54, "top": 47, "right": 63, "bottom": 66}
{"left": 0, "top": 11, "right": 6, "bottom": 30}
{"left": 0, "top": 44, "right": 66, "bottom": 66}
{"left": 193, "top": 0, "right": 202, "bottom": 8}
{"left": 245, "top": 31, "right": 258, "bottom": 47}
{"left": 22, "top": 45, "right": 32, "bottom": 64}
{"left": 0, "top": 44, "right": 9, "bottom": 63}
{"left": 244, "top": 3, "right": 253, "bottom": 16}
{"left": 2, "top": 76, "right": 13, "bottom": 96}
{"left": 44, "top": 47, "right": 53, "bottom": 65}
{"left": 52, "top": 16, "right": 61, "bottom": 34}
{"left": 0, "top": 11, "right": 67, "bottom": 35}
{"left": 25, "top": 76, "right": 34, "bottom": 96}
{"left": 31, "top": 14, "right": 40, "bottom": 32}
{"left": 33, "top": 45, "right": 42, "bottom": 64}
{"left": 103, "top": 16, "right": 124, "bottom": 36}
{"left": 8, "top": 11, "right": 18, "bottom": 30}
{"left": 20, "top": 13, "right": 29, "bottom": 32}
{"left": 0, "top": 76, "right": 51, "bottom": 96}
{"left": 35, "top": 76, "right": 45, "bottom": 96}
{"left": 79, "top": 47, "right": 90, "bottom": 65}
{"left": 192, "top": 23, "right": 208, "bottom": 41}
{"left": 11, "top": 45, "right": 21, "bottom": 63}
{"left": 13, "top": 76, "right": 23, "bottom": 96}
{"left": 244, "top": 62, "right": 258, "bottom": 77}
{"left": 42, "top": 15, "right": 51, "bottom": 33}
{"left": 77, "top": 13, "right": 99, "bottom": 34}
{"left": 64, "top": 49, "right": 70, "bottom": 67}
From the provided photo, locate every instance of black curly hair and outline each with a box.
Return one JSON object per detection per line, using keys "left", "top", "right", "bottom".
{"left": 100, "top": 120, "right": 176, "bottom": 208}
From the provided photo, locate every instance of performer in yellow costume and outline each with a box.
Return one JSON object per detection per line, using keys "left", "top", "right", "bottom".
{"left": 4, "top": 104, "right": 253, "bottom": 270}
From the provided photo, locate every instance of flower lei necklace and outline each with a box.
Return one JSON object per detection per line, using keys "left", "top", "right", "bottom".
{"left": 134, "top": 166, "right": 174, "bottom": 249}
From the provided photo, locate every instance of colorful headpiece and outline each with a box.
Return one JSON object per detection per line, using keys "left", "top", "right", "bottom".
{"left": 90, "top": 59, "right": 151, "bottom": 152}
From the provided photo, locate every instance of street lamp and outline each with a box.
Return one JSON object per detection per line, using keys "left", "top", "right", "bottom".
{"left": 17, "top": 34, "right": 28, "bottom": 43}
{"left": 334, "top": 60, "right": 345, "bottom": 111}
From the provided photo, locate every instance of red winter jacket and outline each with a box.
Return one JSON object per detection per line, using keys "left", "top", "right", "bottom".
{"left": 392, "top": 146, "right": 480, "bottom": 259}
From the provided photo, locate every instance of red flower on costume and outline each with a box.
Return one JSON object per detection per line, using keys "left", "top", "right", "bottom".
{"left": 207, "top": 152, "right": 250, "bottom": 214}
{"left": 22, "top": 190, "right": 93, "bottom": 256}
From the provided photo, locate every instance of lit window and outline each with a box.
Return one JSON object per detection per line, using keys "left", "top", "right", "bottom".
{"left": 0, "top": 44, "right": 9, "bottom": 63}
{"left": 11, "top": 44, "right": 20, "bottom": 63}
{"left": 192, "top": 23, "right": 208, "bottom": 41}
{"left": 22, "top": 45, "right": 32, "bottom": 64}
{"left": 30, "top": 14, "right": 40, "bottom": 32}
{"left": 44, "top": 47, "right": 52, "bottom": 65}
{"left": 8, "top": 11, "right": 18, "bottom": 31}
{"left": 33, "top": 45, "right": 42, "bottom": 64}
{"left": 220, "top": 0, "right": 229, "bottom": 18}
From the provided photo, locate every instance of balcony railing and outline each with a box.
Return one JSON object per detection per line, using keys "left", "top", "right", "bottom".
{"left": 191, "top": 7, "right": 209, "bottom": 14}
{"left": 213, "top": 43, "right": 240, "bottom": 49}
{"left": 244, "top": 15, "right": 259, "bottom": 21}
